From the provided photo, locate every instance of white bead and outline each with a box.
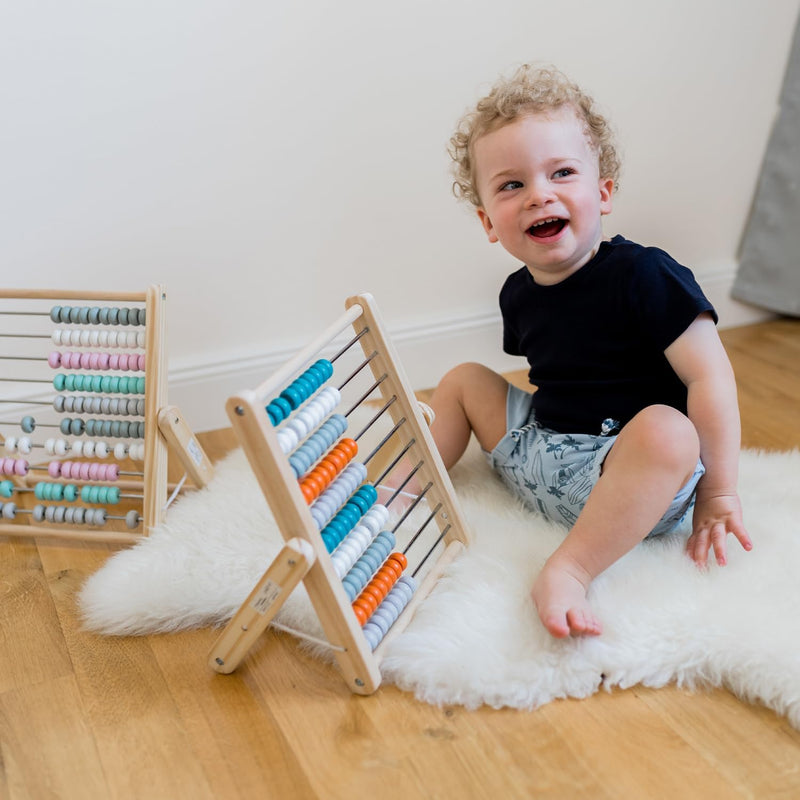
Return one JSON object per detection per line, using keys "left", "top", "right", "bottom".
{"left": 45, "top": 438, "right": 56, "bottom": 455}
{"left": 90, "top": 330, "right": 100, "bottom": 347}
{"left": 52, "top": 329, "right": 62, "bottom": 345}
{"left": 81, "top": 330, "right": 91, "bottom": 346}
{"left": 114, "top": 443, "right": 128, "bottom": 460}
{"left": 95, "top": 442, "right": 109, "bottom": 458}
{"left": 18, "top": 437, "right": 32, "bottom": 455}
{"left": 83, "top": 441, "right": 95, "bottom": 457}
{"left": 68, "top": 440, "right": 80, "bottom": 456}
{"left": 4, "top": 436, "right": 16, "bottom": 454}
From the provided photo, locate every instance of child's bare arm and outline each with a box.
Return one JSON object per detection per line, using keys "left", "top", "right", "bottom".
{"left": 665, "top": 313, "right": 752, "bottom": 566}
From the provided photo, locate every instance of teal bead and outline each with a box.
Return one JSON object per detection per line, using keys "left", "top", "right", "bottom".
{"left": 79, "top": 307, "right": 90, "bottom": 324}
{"left": 89, "top": 307, "right": 100, "bottom": 324}
{"left": 50, "top": 306, "right": 62, "bottom": 323}
{"left": 136, "top": 377, "right": 145, "bottom": 394}
{"left": 53, "top": 374, "right": 66, "bottom": 391}
{"left": 64, "top": 484, "right": 78, "bottom": 502}
{"left": 99, "top": 307, "right": 110, "bottom": 324}
{"left": 0, "top": 480, "right": 13, "bottom": 498}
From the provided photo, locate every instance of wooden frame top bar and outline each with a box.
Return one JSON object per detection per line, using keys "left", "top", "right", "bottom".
{"left": 0, "top": 289, "right": 148, "bottom": 302}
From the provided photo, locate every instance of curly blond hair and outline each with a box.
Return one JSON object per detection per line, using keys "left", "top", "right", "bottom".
{"left": 449, "top": 65, "right": 621, "bottom": 207}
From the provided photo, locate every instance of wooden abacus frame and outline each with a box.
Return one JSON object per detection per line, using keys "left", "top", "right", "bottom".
{"left": 0, "top": 286, "right": 213, "bottom": 545}
{"left": 208, "top": 292, "right": 472, "bottom": 694}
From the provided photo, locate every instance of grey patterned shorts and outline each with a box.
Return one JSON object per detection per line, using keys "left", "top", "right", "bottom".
{"left": 486, "top": 385, "right": 704, "bottom": 537}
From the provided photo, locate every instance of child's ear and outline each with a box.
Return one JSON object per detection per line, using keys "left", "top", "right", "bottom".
{"left": 476, "top": 207, "right": 499, "bottom": 243}
{"left": 599, "top": 178, "right": 614, "bottom": 216}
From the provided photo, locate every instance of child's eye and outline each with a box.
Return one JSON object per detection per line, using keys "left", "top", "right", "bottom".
{"left": 553, "top": 168, "right": 575, "bottom": 179}
{"left": 499, "top": 180, "right": 523, "bottom": 192}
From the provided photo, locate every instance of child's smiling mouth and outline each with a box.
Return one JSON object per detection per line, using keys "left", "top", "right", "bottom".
{"left": 528, "top": 218, "right": 567, "bottom": 239}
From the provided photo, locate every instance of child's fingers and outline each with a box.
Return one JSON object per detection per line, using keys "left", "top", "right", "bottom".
{"left": 687, "top": 526, "right": 712, "bottom": 567}
{"left": 709, "top": 521, "right": 729, "bottom": 566}
{"left": 730, "top": 520, "right": 753, "bottom": 552}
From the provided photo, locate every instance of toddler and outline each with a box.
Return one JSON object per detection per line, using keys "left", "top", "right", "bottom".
{"left": 427, "top": 65, "right": 751, "bottom": 638}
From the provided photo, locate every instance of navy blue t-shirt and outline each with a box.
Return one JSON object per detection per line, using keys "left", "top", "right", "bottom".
{"left": 499, "top": 235, "right": 717, "bottom": 434}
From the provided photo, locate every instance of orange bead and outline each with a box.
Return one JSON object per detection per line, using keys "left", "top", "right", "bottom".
{"left": 300, "top": 483, "right": 316, "bottom": 503}
{"left": 341, "top": 438, "right": 358, "bottom": 457}
{"left": 389, "top": 552, "right": 408, "bottom": 571}
{"left": 353, "top": 605, "right": 368, "bottom": 626}
{"left": 364, "top": 584, "right": 384, "bottom": 605}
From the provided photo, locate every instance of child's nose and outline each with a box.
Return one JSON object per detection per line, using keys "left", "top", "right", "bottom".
{"left": 525, "top": 179, "right": 556, "bottom": 207}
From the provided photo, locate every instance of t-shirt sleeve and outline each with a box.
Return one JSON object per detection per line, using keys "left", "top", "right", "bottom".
{"left": 499, "top": 275, "right": 523, "bottom": 355}
{"left": 629, "top": 248, "right": 718, "bottom": 351}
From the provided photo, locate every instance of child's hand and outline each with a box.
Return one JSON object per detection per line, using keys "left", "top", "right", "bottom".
{"left": 686, "top": 489, "right": 752, "bottom": 568}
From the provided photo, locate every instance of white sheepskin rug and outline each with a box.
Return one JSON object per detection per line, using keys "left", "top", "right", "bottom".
{"left": 79, "top": 444, "right": 800, "bottom": 726}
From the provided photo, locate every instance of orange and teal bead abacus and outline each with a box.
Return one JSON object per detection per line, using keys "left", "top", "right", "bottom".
{"left": 209, "top": 292, "right": 470, "bottom": 695}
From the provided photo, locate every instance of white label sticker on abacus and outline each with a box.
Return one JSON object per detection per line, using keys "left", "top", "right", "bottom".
{"left": 251, "top": 580, "right": 282, "bottom": 614}
{"left": 187, "top": 438, "right": 203, "bottom": 466}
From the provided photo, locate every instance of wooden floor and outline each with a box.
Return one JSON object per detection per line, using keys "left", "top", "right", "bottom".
{"left": 2, "top": 318, "right": 800, "bottom": 800}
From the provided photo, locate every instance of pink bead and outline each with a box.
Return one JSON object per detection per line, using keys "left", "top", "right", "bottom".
{"left": 49, "top": 461, "right": 62, "bottom": 478}
{"left": 119, "top": 354, "right": 129, "bottom": 370}
{"left": 15, "top": 460, "right": 28, "bottom": 476}
{"left": 88, "top": 463, "right": 100, "bottom": 480}
{"left": 88, "top": 353, "right": 99, "bottom": 369}
{"left": 108, "top": 464, "right": 119, "bottom": 481}
{"left": 79, "top": 463, "right": 91, "bottom": 480}
{"left": 99, "top": 353, "right": 110, "bottom": 369}
{"left": 48, "top": 352, "right": 61, "bottom": 368}
{"left": 138, "top": 354, "right": 146, "bottom": 370}
{"left": 109, "top": 354, "right": 119, "bottom": 370}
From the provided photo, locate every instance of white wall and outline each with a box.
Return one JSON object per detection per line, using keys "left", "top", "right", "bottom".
{"left": 2, "top": 0, "right": 798, "bottom": 430}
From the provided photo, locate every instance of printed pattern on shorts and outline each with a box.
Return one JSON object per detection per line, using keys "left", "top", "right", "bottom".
{"left": 487, "top": 385, "right": 705, "bottom": 536}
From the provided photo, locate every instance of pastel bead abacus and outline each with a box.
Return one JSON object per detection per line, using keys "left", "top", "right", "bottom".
{"left": 209, "top": 292, "right": 471, "bottom": 695}
{"left": 0, "top": 287, "right": 174, "bottom": 544}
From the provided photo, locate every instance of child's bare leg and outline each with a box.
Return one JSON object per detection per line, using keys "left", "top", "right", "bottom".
{"left": 381, "top": 363, "right": 508, "bottom": 501}
{"left": 531, "top": 405, "right": 700, "bottom": 638}
{"left": 427, "top": 362, "right": 509, "bottom": 468}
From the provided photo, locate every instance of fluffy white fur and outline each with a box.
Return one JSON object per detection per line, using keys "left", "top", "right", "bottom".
{"left": 79, "top": 442, "right": 800, "bottom": 726}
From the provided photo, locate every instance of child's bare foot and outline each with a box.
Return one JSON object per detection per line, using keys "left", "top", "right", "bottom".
{"left": 531, "top": 556, "right": 602, "bottom": 638}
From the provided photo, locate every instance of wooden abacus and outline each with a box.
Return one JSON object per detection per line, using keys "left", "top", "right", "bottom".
{"left": 0, "top": 286, "right": 213, "bottom": 545}
{"left": 208, "top": 293, "right": 471, "bottom": 694}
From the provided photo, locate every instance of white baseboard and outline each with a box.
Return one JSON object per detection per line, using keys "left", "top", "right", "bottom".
{"left": 169, "top": 266, "right": 773, "bottom": 433}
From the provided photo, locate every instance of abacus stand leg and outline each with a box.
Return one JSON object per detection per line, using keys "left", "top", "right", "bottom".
{"left": 208, "top": 537, "right": 315, "bottom": 674}
{"left": 157, "top": 405, "right": 215, "bottom": 489}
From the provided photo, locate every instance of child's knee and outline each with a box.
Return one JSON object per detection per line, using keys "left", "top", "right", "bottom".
{"left": 438, "top": 362, "right": 498, "bottom": 395}
{"left": 625, "top": 405, "right": 699, "bottom": 470}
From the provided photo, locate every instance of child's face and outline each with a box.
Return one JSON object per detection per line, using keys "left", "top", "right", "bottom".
{"left": 473, "top": 109, "right": 614, "bottom": 285}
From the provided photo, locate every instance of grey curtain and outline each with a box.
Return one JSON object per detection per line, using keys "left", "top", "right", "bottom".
{"left": 732, "top": 18, "right": 800, "bottom": 316}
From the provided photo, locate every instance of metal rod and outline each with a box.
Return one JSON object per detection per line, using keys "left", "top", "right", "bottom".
{"left": 337, "top": 351, "right": 378, "bottom": 393}
{"left": 391, "top": 476, "right": 431, "bottom": 527}
{"left": 344, "top": 374, "right": 387, "bottom": 420}
{"left": 403, "top": 502, "right": 442, "bottom": 556}
{"left": 412, "top": 526, "right": 449, "bottom": 578}
{"left": 329, "top": 326, "right": 369, "bottom": 364}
